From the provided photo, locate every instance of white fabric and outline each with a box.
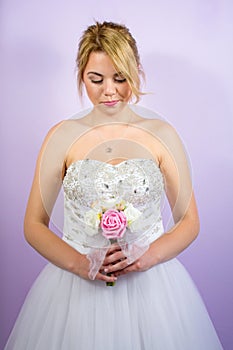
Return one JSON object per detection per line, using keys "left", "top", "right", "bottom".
{"left": 5, "top": 260, "right": 223, "bottom": 349}
{"left": 5, "top": 158, "right": 223, "bottom": 349}
{"left": 62, "top": 158, "right": 164, "bottom": 280}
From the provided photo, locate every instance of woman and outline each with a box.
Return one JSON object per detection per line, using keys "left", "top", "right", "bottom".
{"left": 5, "top": 21, "right": 223, "bottom": 349}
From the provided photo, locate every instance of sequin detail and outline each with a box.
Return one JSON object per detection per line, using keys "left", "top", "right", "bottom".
{"left": 63, "top": 159, "right": 164, "bottom": 208}
{"left": 62, "top": 159, "right": 165, "bottom": 278}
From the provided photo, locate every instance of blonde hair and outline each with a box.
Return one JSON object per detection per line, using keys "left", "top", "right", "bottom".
{"left": 76, "top": 21, "right": 144, "bottom": 103}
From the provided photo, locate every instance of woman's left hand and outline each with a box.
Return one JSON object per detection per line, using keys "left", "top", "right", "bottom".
{"left": 100, "top": 243, "right": 156, "bottom": 277}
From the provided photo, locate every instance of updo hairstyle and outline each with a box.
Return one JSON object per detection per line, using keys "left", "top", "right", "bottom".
{"left": 76, "top": 21, "right": 144, "bottom": 102}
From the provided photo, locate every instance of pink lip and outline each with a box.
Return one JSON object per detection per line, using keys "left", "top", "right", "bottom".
{"left": 103, "top": 100, "right": 119, "bottom": 107}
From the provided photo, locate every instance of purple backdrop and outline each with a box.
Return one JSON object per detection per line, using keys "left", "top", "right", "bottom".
{"left": 1, "top": 1, "right": 233, "bottom": 349}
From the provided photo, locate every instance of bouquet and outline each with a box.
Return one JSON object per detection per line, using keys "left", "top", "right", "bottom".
{"left": 84, "top": 199, "right": 142, "bottom": 285}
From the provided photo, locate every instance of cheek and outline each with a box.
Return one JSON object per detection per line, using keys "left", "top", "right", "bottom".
{"left": 121, "top": 84, "right": 132, "bottom": 100}
{"left": 84, "top": 83, "right": 100, "bottom": 101}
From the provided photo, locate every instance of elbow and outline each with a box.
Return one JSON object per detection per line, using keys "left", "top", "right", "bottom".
{"left": 191, "top": 216, "right": 200, "bottom": 241}
{"left": 195, "top": 210, "right": 200, "bottom": 236}
{"left": 24, "top": 206, "right": 35, "bottom": 244}
{"left": 184, "top": 202, "right": 200, "bottom": 241}
{"left": 24, "top": 217, "right": 33, "bottom": 245}
{"left": 23, "top": 215, "right": 48, "bottom": 245}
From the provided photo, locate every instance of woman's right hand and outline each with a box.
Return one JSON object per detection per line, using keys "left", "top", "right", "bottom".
{"left": 71, "top": 253, "right": 117, "bottom": 284}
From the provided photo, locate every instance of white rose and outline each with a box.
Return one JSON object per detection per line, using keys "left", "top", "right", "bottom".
{"left": 124, "top": 204, "right": 142, "bottom": 227}
{"left": 84, "top": 209, "right": 100, "bottom": 235}
{"left": 101, "top": 198, "right": 118, "bottom": 209}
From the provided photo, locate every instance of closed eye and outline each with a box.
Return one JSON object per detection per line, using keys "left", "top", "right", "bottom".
{"left": 114, "top": 78, "right": 126, "bottom": 83}
{"left": 87, "top": 70, "right": 127, "bottom": 84}
{"left": 114, "top": 73, "right": 126, "bottom": 83}
{"left": 87, "top": 72, "right": 103, "bottom": 84}
{"left": 91, "top": 79, "right": 103, "bottom": 84}
{"left": 90, "top": 78, "right": 126, "bottom": 84}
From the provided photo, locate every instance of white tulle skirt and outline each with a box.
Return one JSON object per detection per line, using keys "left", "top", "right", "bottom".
{"left": 5, "top": 258, "right": 223, "bottom": 350}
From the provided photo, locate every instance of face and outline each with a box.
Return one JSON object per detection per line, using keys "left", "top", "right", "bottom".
{"left": 83, "top": 51, "right": 132, "bottom": 106}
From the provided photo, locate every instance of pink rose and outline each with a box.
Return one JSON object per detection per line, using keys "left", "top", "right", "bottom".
{"left": 100, "top": 209, "right": 127, "bottom": 239}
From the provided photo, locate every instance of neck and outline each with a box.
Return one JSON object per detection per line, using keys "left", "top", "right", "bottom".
{"left": 87, "top": 102, "right": 135, "bottom": 126}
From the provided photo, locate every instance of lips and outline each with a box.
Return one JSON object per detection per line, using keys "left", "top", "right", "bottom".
{"left": 103, "top": 100, "right": 119, "bottom": 107}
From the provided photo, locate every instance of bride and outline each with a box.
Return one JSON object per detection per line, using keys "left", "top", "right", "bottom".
{"left": 5, "top": 21, "right": 223, "bottom": 349}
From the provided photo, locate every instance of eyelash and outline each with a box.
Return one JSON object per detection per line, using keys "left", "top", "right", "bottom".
{"left": 91, "top": 78, "right": 126, "bottom": 84}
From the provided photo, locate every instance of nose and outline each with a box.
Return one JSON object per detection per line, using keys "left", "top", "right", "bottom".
{"left": 103, "top": 79, "right": 116, "bottom": 97}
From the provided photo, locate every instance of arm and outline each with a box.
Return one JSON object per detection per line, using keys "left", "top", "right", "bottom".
{"left": 102, "top": 122, "right": 200, "bottom": 275}
{"left": 24, "top": 123, "right": 116, "bottom": 283}
{"left": 147, "top": 121, "right": 200, "bottom": 264}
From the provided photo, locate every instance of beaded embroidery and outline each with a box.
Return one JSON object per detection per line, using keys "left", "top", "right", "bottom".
{"left": 62, "top": 159, "right": 165, "bottom": 279}
{"left": 63, "top": 158, "right": 164, "bottom": 207}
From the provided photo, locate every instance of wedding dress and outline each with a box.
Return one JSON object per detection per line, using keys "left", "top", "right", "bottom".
{"left": 5, "top": 158, "right": 223, "bottom": 349}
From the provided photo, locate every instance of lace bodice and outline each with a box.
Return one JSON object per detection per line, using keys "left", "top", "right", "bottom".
{"left": 62, "top": 158, "right": 165, "bottom": 279}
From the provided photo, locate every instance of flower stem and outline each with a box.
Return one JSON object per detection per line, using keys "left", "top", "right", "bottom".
{"left": 106, "top": 239, "right": 117, "bottom": 286}
{"left": 106, "top": 273, "right": 116, "bottom": 286}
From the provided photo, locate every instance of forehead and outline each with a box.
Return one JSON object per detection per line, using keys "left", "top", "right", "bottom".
{"left": 84, "top": 51, "right": 118, "bottom": 75}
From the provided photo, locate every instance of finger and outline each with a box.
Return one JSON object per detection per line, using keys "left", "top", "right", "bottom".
{"left": 114, "top": 266, "right": 133, "bottom": 276}
{"left": 115, "top": 261, "right": 141, "bottom": 276}
{"left": 104, "top": 258, "right": 129, "bottom": 273}
{"left": 95, "top": 272, "right": 117, "bottom": 283}
{"left": 103, "top": 251, "right": 126, "bottom": 265}
{"left": 106, "top": 244, "right": 121, "bottom": 255}
{"left": 115, "top": 269, "right": 130, "bottom": 277}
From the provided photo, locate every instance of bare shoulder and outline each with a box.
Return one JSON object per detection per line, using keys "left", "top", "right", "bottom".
{"left": 134, "top": 116, "right": 179, "bottom": 139}
{"left": 44, "top": 120, "right": 65, "bottom": 137}
{"left": 42, "top": 117, "right": 90, "bottom": 145}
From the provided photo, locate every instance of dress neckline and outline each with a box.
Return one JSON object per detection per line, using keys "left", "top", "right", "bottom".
{"left": 63, "top": 158, "right": 161, "bottom": 182}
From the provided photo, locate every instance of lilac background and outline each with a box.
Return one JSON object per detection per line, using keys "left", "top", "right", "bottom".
{"left": 1, "top": 0, "right": 233, "bottom": 349}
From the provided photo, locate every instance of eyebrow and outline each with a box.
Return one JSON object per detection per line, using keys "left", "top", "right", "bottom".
{"left": 87, "top": 72, "right": 103, "bottom": 77}
{"left": 87, "top": 72, "right": 123, "bottom": 77}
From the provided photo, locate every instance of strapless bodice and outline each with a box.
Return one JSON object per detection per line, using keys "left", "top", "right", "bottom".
{"left": 62, "top": 159, "right": 165, "bottom": 279}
